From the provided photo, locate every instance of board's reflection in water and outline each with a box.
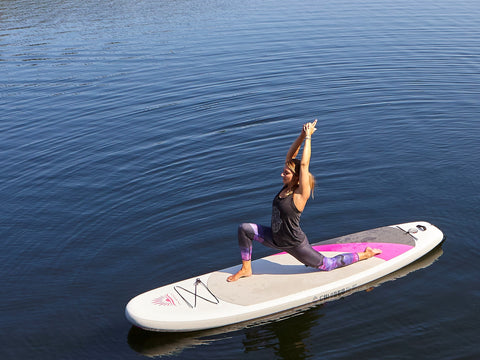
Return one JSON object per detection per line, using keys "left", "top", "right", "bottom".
{"left": 241, "top": 308, "right": 323, "bottom": 360}
{"left": 127, "top": 245, "right": 443, "bottom": 358}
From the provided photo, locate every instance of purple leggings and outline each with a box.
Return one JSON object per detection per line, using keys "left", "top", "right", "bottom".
{"left": 238, "top": 223, "right": 359, "bottom": 271}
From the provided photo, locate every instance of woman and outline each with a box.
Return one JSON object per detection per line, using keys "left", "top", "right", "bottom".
{"left": 227, "top": 120, "right": 381, "bottom": 282}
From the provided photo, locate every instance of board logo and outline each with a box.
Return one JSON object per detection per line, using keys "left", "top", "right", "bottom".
{"left": 152, "top": 294, "right": 176, "bottom": 306}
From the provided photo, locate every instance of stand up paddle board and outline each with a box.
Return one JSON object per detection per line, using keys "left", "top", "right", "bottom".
{"left": 126, "top": 221, "right": 444, "bottom": 332}
{"left": 127, "top": 245, "right": 443, "bottom": 357}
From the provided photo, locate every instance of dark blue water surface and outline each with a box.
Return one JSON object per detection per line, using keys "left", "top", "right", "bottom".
{"left": 1, "top": 0, "right": 479, "bottom": 359}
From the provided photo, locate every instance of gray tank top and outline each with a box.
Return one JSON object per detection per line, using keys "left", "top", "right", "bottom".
{"left": 271, "top": 187, "right": 306, "bottom": 248}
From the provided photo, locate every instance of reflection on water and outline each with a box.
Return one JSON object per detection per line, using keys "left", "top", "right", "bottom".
{"left": 127, "top": 304, "right": 326, "bottom": 359}
{"left": 127, "top": 245, "right": 443, "bottom": 358}
{"left": 242, "top": 309, "right": 324, "bottom": 360}
{"left": 127, "top": 327, "right": 218, "bottom": 358}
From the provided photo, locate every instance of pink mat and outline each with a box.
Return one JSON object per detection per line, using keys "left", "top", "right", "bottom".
{"left": 312, "top": 242, "right": 414, "bottom": 261}
{"left": 273, "top": 242, "right": 413, "bottom": 261}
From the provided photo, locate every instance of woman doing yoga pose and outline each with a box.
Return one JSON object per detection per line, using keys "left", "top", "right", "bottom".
{"left": 227, "top": 120, "right": 381, "bottom": 282}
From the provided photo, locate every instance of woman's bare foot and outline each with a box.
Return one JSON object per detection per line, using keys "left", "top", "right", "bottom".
{"left": 227, "top": 268, "right": 252, "bottom": 282}
{"left": 227, "top": 261, "right": 252, "bottom": 282}
{"left": 358, "top": 247, "right": 382, "bottom": 260}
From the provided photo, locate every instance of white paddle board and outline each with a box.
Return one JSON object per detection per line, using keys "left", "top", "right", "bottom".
{"left": 125, "top": 221, "right": 444, "bottom": 332}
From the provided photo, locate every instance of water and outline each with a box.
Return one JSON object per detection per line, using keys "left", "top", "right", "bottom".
{"left": 1, "top": 0, "right": 479, "bottom": 358}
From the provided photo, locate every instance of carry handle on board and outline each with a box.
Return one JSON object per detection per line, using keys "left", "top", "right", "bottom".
{"left": 396, "top": 224, "right": 427, "bottom": 239}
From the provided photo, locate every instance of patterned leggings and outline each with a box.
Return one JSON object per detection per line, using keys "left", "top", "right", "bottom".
{"left": 238, "top": 223, "right": 359, "bottom": 271}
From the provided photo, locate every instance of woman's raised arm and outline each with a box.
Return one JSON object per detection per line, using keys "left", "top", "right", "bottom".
{"left": 294, "top": 119, "right": 317, "bottom": 211}
{"left": 285, "top": 128, "right": 306, "bottom": 162}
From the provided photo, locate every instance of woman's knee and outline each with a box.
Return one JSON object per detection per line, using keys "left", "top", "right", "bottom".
{"left": 288, "top": 243, "right": 324, "bottom": 268}
{"left": 238, "top": 223, "right": 256, "bottom": 246}
{"left": 238, "top": 223, "right": 253, "bottom": 236}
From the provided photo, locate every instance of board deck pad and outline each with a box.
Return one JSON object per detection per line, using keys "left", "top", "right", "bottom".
{"left": 209, "top": 226, "right": 413, "bottom": 306}
{"left": 209, "top": 255, "right": 384, "bottom": 306}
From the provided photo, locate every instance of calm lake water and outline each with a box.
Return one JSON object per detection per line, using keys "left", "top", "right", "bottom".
{"left": 1, "top": 0, "right": 479, "bottom": 359}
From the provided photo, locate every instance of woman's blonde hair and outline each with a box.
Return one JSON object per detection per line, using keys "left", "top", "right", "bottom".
{"left": 286, "top": 159, "right": 316, "bottom": 198}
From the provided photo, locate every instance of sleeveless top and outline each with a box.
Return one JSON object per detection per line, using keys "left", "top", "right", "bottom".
{"left": 271, "top": 187, "right": 306, "bottom": 248}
